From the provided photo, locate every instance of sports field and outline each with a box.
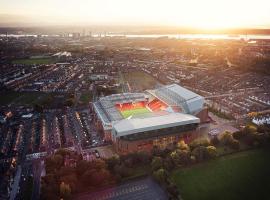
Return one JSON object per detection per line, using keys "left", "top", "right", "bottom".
{"left": 120, "top": 107, "right": 150, "bottom": 118}
{"left": 171, "top": 149, "right": 270, "bottom": 200}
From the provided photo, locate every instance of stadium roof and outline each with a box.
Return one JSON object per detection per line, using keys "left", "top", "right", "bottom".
{"left": 153, "top": 84, "right": 204, "bottom": 114}
{"left": 112, "top": 113, "right": 200, "bottom": 137}
{"left": 100, "top": 93, "right": 146, "bottom": 104}
{"left": 93, "top": 92, "right": 148, "bottom": 130}
{"left": 165, "top": 84, "right": 200, "bottom": 100}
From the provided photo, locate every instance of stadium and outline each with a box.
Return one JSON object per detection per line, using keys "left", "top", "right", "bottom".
{"left": 92, "top": 84, "right": 208, "bottom": 153}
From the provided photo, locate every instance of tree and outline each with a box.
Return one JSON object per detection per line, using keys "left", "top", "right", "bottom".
{"left": 153, "top": 168, "right": 168, "bottom": 184}
{"left": 243, "top": 125, "right": 257, "bottom": 135}
{"left": 76, "top": 160, "right": 90, "bottom": 176}
{"left": 233, "top": 131, "right": 246, "bottom": 140}
{"left": 231, "top": 140, "right": 240, "bottom": 150}
{"left": 152, "top": 146, "right": 166, "bottom": 157}
{"left": 167, "top": 183, "right": 179, "bottom": 199}
{"left": 163, "top": 156, "right": 175, "bottom": 170}
{"left": 81, "top": 169, "right": 97, "bottom": 186}
{"left": 113, "top": 164, "right": 131, "bottom": 178}
{"left": 210, "top": 136, "right": 220, "bottom": 145}
{"left": 177, "top": 140, "right": 189, "bottom": 150}
{"left": 206, "top": 146, "right": 217, "bottom": 158}
{"left": 220, "top": 131, "right": 240, "bottom": 150}
{"left": 45, "top": 154, "right": 63, "bottom": 173}
{"left": 170, "top": 149, "right": 191, "bottom": 166}
{"left": 106, "top": 156, "right": 120, "bottom": 171}
{"left": 65, "top": 98, "right": 75, "bottom": 107}
{"left": 60, "top": 173, "right": 78, "bottom": 192}
{"left": 151, "top": 156, "right": 163, "bottom": 171}
{"left": 191, "top": 146, "right": 208, "bottom": 162}
{"left": 220, "top": 131, "right": 234, "bottom": 145}
{"left": 59, "top": 182, "right": 71, "bottom": 199}
{"left": 189, "top": 138, "right": 210, "bottom": 150}
{"left": 91, "top": 168, "right": 111, "bottom": 186}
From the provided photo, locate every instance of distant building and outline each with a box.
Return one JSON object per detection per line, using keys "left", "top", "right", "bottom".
{"left": 90, "top": 74, "right": 109, "bottom": 81}
{"left": 72, "top": 32, "right": 81, "bottom": 38}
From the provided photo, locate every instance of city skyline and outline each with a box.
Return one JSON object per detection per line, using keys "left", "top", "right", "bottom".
{"left": 0, "top": 0, "right": 270, "bottom": 29}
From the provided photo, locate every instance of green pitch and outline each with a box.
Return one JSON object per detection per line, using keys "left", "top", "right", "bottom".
{"left": 120, "top": 107, "right": 150, "bottom": 118}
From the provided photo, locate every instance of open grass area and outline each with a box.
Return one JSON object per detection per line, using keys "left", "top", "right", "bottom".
{"left": 79, "top": 92, "right": 93, "bottom": 104}
{"left": 171, "top": 149, "right": 270, "bottom": 200}
{"left": 0, "top": 92, "right": 21, "bottom": 105}
{"left": 0, "top": 91, "right": 52, "bottom": 106}
{"left": 12, "top": 58, "right": 54, "bottom": 65}
{"left": 120, "top": 107, "right": 150, "bottom": 118}
{"left": 123, "top": 71, "right": 160, "bottom": 91}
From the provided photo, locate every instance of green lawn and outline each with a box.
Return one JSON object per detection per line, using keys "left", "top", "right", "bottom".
{"left": 171, "top": 149, "right": 270, "bottom": 200}
{"left": 0, "top": 92, "right": 21, "bottom": 105}
{"left": 121, "top": 107, "right": 150, "bottom": 118}
{"left": 123, "top": 71, "right": 160, "bottom": 91}
{"left": 0, "top": 91, "right": 52, "bottom": 106}
{"left": 12, "top": 58, "right": 54, "bottom": 65}
{"left": 79, "top": 92, "right": 93, "bottom": 104}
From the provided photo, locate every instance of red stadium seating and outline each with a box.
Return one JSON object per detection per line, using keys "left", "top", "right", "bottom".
{"left": 116, "top": 101, "right": 146, "bottom": 111}
{"left": 147, "top": 99, "right": 168, "bottom": 112}
{"left": 116, "top": 100, "right": 168, "bottom": 112}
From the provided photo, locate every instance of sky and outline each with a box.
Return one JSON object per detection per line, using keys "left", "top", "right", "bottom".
{"left": 0, "top": 0, "right": 270, "bottom": 28}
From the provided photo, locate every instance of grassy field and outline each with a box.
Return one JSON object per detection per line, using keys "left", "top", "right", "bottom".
{"left": 0, "top": 91, "right": 52, "bottom": 106}
{"left": 171, "top": 149, "right": 270, "bottom": 200}
{"left": 120, "top": 107, "right": 150, "bottom": 118}
{"left": 79, "top": 92, "right": 93, "bottom": 104}
{"left": 12, "top": 58, "right": 54, "bottom": 65}
{"left": 123, "top": 71, "right": 160, "bottom": 91}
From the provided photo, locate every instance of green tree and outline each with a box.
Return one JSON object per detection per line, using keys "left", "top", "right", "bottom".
{"left": 153, "top": 168, "right": 168, "bottom": 184}
{"left": 106, "top": 156, "right": 120, "bottom": 171}
{"left": 221, "top": 131, "right": 240, "bottom": 150}
{"left": 177, "top": 140, "right": 190, "bottom": 150}
{"left": 151, "top": 156, "right": 163, "bottom": 171}
{"left": 192, "top": 146, "right": 208, "bottom": 162}
{"left": 167, "top": 183, "right": 179, "bottom": 199}
{"left": 206, "top": 146, "right": 217, "bottom": 158}
{"left": 59, "top": 182, "right": 71, "bottom": 199}
{"left": 76, "top": 160, "right": 91, "bottom": 176}
{"left": 243, "top": 125, "right": 257, "bottom": 135}
{"left": 163, "top": 156, "right": 175, "bottom": 170}
{"left": 113, "top": 164, "right": 131, "bottom": 178}
{"left": 189, "top": 138, "right": 210, "bottom": 150}
{"left": 220, "top": 131, "right": 234, "bottom": 145}
{"left": 170, "top": 149, "right": 191, "bottom": 165}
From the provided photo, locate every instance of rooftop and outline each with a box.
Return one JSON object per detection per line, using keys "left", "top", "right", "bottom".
{"left": 153, "top": 84, "right": 204, "bottom": 114}
{"left": 113, "top": 112, "right": 200, "bottom": 137}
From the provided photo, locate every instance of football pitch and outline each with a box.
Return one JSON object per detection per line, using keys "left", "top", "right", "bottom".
{"left": 120, "top": 107, "right": 150, "bottom": 118}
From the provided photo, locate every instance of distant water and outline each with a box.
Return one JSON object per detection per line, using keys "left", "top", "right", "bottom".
{"left": 1, "top": 33, "right": 270, "bottom": 40}
{"left": 105, "top": 34, "right": 270, "bottom": 40}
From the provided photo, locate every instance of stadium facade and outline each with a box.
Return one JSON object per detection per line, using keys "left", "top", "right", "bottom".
{"left": 92, "top": 84, "right": 208, "bottom": 153}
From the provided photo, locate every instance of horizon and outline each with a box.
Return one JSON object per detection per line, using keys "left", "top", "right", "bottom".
{"left": 0, "top": 0, "right": 270, "bottom": 29}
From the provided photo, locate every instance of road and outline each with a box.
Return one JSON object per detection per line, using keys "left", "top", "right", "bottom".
{"left": 9, "top": 165, "right": 21, "bottom": 200}
{"left": 74, "top": 177, "right": 168, "bottom": 200}
{"left": 31, "top": 160, "right": 43, "bottom": 200}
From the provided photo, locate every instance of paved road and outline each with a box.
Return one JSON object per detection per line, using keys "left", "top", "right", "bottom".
{"left": 9, "top": 165, "right": 21, "bottom": 200}
{"left": 74, "top": 177, "right": 168, "bottom": 200}
{"left": 31, "top": 160, "right": 43, "bottom": 200}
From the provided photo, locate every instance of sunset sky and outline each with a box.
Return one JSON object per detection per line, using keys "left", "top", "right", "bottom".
{"left": 0, "top": 0, "right": 270, "bottom": 28}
